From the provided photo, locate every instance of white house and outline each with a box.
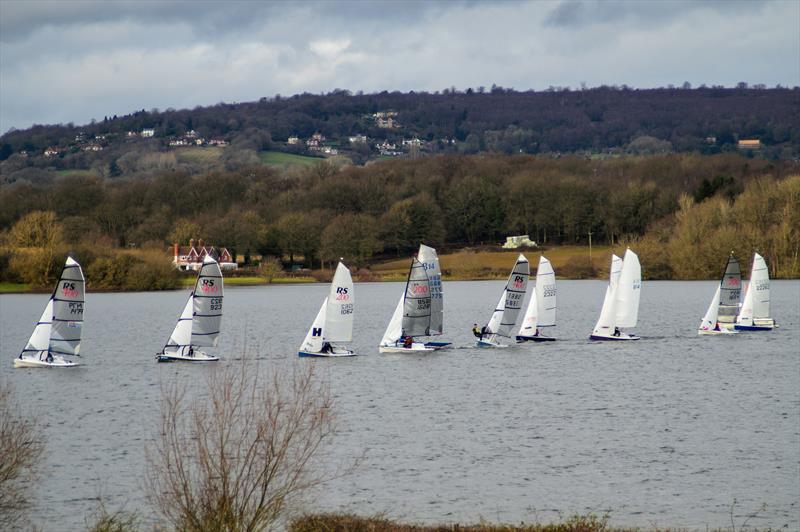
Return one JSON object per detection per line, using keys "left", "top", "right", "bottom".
{"left": 502, "top": 235, "right": 538, "bottom": 249}
{"left": 287, "top": 136, "right": 300, "bottom": 145}
{"left": 141, "top": 128, "right": 155, "bottom": 137}
{"left": 349, "top": 135, "right": 368, "bottom": 144}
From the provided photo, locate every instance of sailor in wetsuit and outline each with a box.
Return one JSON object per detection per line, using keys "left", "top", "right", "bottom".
{"left": 472, "top": 323, "right": 482, "bottom": 339}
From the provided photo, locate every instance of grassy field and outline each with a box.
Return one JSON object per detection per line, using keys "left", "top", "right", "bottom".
{"left": 179, "top": 275, "right": 316, "bottom": 287}
{"left": 371, "top": 245, "right": 614, "bottom": 280}
{"left": 174, "top": 146, "right": 224, "bottom": 165}
{"left": 0, "top": 282, "right": 32, "bottom": 293}
{"left": 259, "top": 150, "right": 323, "bottom": 168}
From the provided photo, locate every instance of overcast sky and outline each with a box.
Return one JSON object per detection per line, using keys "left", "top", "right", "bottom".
{"left": 1, "top": 0, "right": 798, "bottom": 133}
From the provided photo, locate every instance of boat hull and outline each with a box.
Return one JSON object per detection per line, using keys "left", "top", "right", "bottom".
{"left": 516, "top": 334, "right": 556, "bottom": 342}
{"left": 735, "top": 318, "right": 775, "bottom": 331}
{"left": 379, "top": 343, "right": 435, "bottom": 354}
{"left": 589, "top": 333, "right": 640, "bottom": 341}
{"left": 156, "top": 351, "right": 219, "bottom": 363}
{"left": 698, "top": 328, "right": 738, "bottom": 335}
{"left": 13, "top": 355, "right": 78, "bottom": 368}
{"left": 424, "top": 341, "right": 452, "bottom": 349}
{"left": 298, "top": 348, "right": 356, "bottom": 358}
{"left": 475, "top": 337, "right": 509, "bottom": 348}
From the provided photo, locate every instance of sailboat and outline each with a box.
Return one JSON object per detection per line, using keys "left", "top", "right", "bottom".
{"left": 717, "top": 252, "right": 741, "bottom": 330}
{"left": 418, "top": 243, "right": 451, "bottom": 349}
{"left": 698, "top": 285, "right": 737, "bottom": 335}
{"left": 379, "top": 257, "right": 435, "bottom": 353}
{"left": 517, "top": 255, "right": 557, "bottom": 342}
{"left": 476, "top": 254, "right": 529, "bottom": 348}
{"left": 298, "top": 261, "right": 356, "bottom": 357}
{"left": 14, "top": 256, "right": 85, "bottom": 368}
{"left": 157, "top": 255, "right": 223, "bottom": 362}
{"left": 590, "top": 248, "right": 641, "bottom": 341}
{"left": 735, "top": 252, "right": 776, "bottom": 330}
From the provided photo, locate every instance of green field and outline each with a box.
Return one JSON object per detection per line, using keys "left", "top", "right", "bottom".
{"left": 259, "top": 151, "right": 323, "bottom": 168}
{"left": 174, "top": 146, "right": 224, "bottom": 164}
{"left": 0, "top": 282, "right": 32, "bottom": 293}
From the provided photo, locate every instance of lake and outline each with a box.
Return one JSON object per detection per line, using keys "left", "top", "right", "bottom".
{"left": 1, "top": 280, "right": 798, "bottom": 530}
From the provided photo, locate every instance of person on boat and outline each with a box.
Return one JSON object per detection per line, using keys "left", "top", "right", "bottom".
{"left": 613, "top": 327, "right": 621, "bottom": 337}
{"left": 534, "top": 328, "right": 540, "bottom": 337}
{"left": 713, "top": 322, "right": 721, "bottom": 331}
{"left": 403, "top": 335, "right": 413, "bottom": 348}
{"left": 45, "top": 352, "right": 53, "bottom": 363}
{"left": 188, "top": 346, "right": 194, "bottom": 357}
{"left": 321, "top": 342, "right": 332, "bottom": 354}
{"left": 472, "top": 324, "right": 481, "bottom": 338}
{"left": 480, "top": 325, "right": 488, "bottom": 339}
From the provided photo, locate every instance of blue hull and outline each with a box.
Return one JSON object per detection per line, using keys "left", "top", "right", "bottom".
{"left": 516, "top": 335, "right": 556, "bottom": 342}
{"left": 589, "top": 335, "right": 640, "bottom": 341}
{"left": 733, "top": 324, "right": 774, "bottom": 331}
{"left": 424, "top": 341, "right": 452, "bottom": 349}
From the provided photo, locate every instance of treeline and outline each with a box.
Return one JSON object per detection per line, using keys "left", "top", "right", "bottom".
{"left": 1, "top": 86, "right": 799, "bottom": 177}
{"left": 1, "top": 153, "right": 798, "bottom": 287}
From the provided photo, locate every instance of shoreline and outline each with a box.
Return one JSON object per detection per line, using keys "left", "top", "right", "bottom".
{"left": 2, "top": 276, "right": 797, "bottom": 295}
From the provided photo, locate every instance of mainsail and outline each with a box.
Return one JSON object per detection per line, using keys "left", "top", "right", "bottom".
{"left": 402, "top": 258, "right": 432, "bottom": 337}
{"left": 717, "top": 253, "right": 741, "bottom": 327}
{"left": 737, "top": 253, "right": 770, "bottom": 326}
{"left": 49, "top": 256, "right": 85, "bottom": 356}
{"left": 486, "top": 254, "right": 529, "bottom": 338}
{"left": 614, "top": 248, "right": 641, "bottom": 328}
{"left": 418, "top": 244, "right": 443, "bottom": 335}
{"left": 164, "top": 256, "right": 224, "bottom": 354}
{"left": 519, "top": 255, "right": 556, "bottom": 336}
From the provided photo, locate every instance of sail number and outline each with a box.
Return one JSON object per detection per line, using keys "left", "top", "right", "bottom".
{"left": 541, "top": 284, "right": 556, "bottom": 297}
{"left": 755, "top": 280, "right": 769, "bottom": 291}
{"left": 417, "top": 299, "right": 430, "bottom": 310}
{"left": 209, "top": 298, "right": 223, "bottom": 311}
{"left": 411, "top": 283, "right": 429, "bottom": 295}
{"left": 340, "top": 303, "right": 353, "bottom": 315}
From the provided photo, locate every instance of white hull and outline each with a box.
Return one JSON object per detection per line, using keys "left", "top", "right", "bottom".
{"left": 590, "top": 332, "right": 639, "bottom": 341}
{"left": 475, "top": 336, "right": 509, "bottom": 348}
{"left": 157, "top": 351, "right": 219, "bottom": 363}
{"left": 13, "top": 355, "right": 78, "bottom": 368}
{"left": 379, "top": 342, "right": 435, "bottom": 354}
{"left": 698, "top": 328, "right": 738, "bottom": 336}
{"left": 299, "top": 347, "right": 356, "bottom": 357}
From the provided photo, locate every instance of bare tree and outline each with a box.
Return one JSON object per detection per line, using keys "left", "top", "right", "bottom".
{"left": 145, "top": 361, "right": 336, "bottom": 531}
{"left": 0, "top": 383, "right": 44, "bottom": 529}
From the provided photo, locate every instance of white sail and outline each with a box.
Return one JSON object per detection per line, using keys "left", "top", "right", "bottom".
{"left": 614, "top": 248, "right": 641, "bottom": 328}
{"left": 485, "top": 254, "right": 529, "bottom": 338}
{"left": 165, "top": 295, "right": 193, "bottom": 353}
{"left": 300, "top": 299, "right": 327, "bottom": 353}
{"left": 592, "top": 254, "right": 623, "bottom": 336}
{"left": 164, "top": 256, "right": 224, "bottom": 353}
{"left": 518, "top": 255, "right": 557, "bottom": 336}
{"left": 402, "top": 258, "right": 431, "bottom": 338}
{"left": 191, "top": 256, "right": 224, "bottom": 347}
{"left": 325, "top": 262, "right": 354, "bottom": 342}
{"left": 380, "top": 293, "right": 405, "bottom": 346}
{"left": 518, "top": 290, "right": 538, "bottom": 336}
{"left": 49, "top": 256, "right": 85, "bottom": 356}
{"left": 487, "top": 291, "right": 507, "bottom": 334}
{"left": 717, "top": 253, "right": 741, "bottom": 326}
{"left": 699, "top": 285, "right": 721, "bottom": 331}
{"left": 737, "top": 253, "right": 770, "bottom": 326}
{"left": 21, "top": 300, "right": 53, "bottom": 357}
{"left": 418, "top": 244, "right": 443, "bottom": 335}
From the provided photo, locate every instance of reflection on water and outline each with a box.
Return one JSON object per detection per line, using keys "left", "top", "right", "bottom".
{"left": 1, "top": 280, "right": 798, "bottom": 530}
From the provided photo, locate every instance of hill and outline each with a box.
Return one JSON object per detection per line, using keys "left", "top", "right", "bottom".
{"left": 1, "top": 87, "right": 799, "bottom": 184}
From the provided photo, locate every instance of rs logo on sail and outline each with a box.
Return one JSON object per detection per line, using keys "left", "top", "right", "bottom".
{"left": 61, "top": 282, "right": 79, "bottom": 298}
{"left": 335, "top": 286, "right": 350, "bottom": 301}
{"left": 512, "top": 275, "right": 524, "bottom": 289}
{"left": 201, "top": 279, "right": 219, "bottom": 293}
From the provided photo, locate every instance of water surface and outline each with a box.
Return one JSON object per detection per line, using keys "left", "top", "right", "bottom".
{"left": 1, "top": 280, "right": 798, "bottom": 530}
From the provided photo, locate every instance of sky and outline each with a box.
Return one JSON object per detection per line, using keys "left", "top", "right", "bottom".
{"left": 1, "top": 0, "right": 798, "bottom": 133}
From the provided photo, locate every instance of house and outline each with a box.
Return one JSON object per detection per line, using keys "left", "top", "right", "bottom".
{"left": 738, "top": 139, "right": 761, "bottom": 150}
{"left": 349, "top": 135, "right": 367, "bottom": 144}
{"left": 169, "top": 138, "right": 189, "bottom": 147}
{"left": 402, "top": 138, "right": 424, "bottom": 148}
{"left": 287, "top": 136, "right": 300, "bottom": 145}
{"left": 376, "top": 116, "right": 397, "bottom": 128}
{"left": 321, "top": 146, "right": 338, "bottom": 156}
{"left": 172, "top": 239, "right": 237, "bottom": 271}
{"left": 141, "top": 128, "right": 155, "bottom": 137}
{"left": 194, "top": 138, "right": 205, "bottom": 146}
{"left": 208, "top": 138, "right": 228, "bottom": 146}
{"left": 126, "top": 131, "right": 138, "bottom": 138}
{"left": 185, "top": 130, "right": 198, "bottom": 139}
{"left": 502, "top": 235, "right": 537, "bottom": 249}
{"left": 82, "top": 143, "right": 103, "bottom": 152}
{"left": 44, "top": 146, "right": 60, "bottom": 157}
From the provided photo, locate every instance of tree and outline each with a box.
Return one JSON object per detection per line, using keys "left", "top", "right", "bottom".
{"left": 445, "top": 176, "right": 504, "bottom": 244}
{"left": 319, "top": 213, "right": 381, "bottom": 266}
{"left": 379, "top": 194, "right": 445, "bottom": 255}
{"left": 276, "top": 212, "right": 326, "bottom": 267}
{"left": 0, "top": 383, "right": 44, "bottom": 530}
{"left": 145, "top": 362, "right": 336, "bottom": 531}
{"left": 8, "top": 210, "right": 63, "bottom": 248}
